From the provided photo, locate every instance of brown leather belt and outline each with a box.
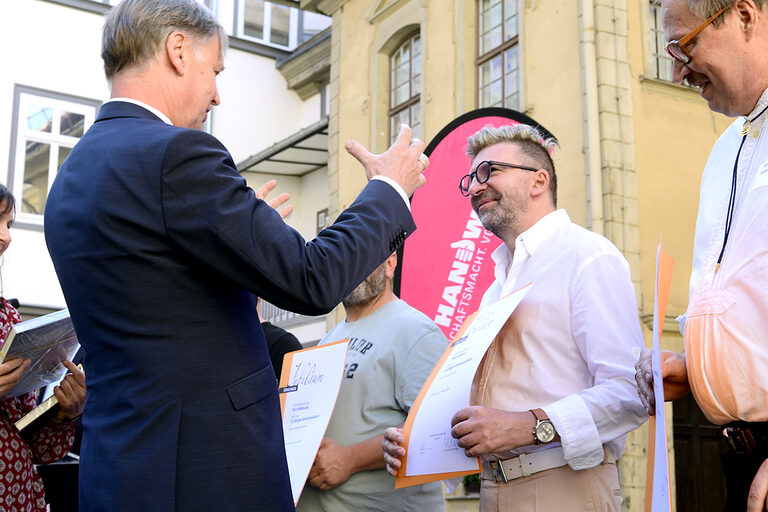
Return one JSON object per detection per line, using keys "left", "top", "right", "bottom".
{"left": 722, "top": 422, "right": 768, "bottom": 455}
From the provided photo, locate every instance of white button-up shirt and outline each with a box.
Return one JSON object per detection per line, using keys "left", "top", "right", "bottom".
{"left": 680, "top": 88, "right": 768, "bottom": 424}
{"left": 473, "top": 209, "right": 646, "bottom": 469}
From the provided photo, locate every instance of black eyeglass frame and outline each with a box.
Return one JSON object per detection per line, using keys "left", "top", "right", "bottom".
{"left": 459, "top": 160, "right": 539, "bottom": 196}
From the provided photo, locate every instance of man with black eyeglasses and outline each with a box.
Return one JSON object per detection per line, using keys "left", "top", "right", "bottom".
{"left": 383, "top": 124, "right": 647, "bottom": 511}
{"left": 634, "top": 1, "right": 768, "bottom": 510}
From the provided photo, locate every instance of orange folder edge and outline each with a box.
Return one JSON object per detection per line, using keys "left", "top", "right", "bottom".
{"left": 395, "top": 312, "right": 482, "bottom": 489}
{"left": 644, "top": 242, "right": 674, "bottom": 512}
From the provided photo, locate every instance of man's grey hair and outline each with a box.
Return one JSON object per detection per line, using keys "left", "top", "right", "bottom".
{"left": 102, "top": 0, "right": 227, "bottom": 80}
{"left": 466, "top": 124, "right": 559, "bottom": 206}
{"left": 686, "top": 0, "right": 767, "bottom": 25}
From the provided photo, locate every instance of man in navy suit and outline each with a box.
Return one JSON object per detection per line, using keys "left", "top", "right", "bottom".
{"left": 43, "top": 1, "right": 428, "bottom": 510}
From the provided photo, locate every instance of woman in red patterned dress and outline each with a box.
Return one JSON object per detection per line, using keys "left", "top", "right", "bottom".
{"left": 0, "top": 184, "right": 86, "bottom": 511}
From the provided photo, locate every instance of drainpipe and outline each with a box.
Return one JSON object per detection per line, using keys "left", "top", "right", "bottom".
{"left": 579, "top": 0, "right": 604, "bottom": 235}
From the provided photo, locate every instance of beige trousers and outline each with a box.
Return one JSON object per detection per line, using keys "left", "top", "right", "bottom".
{"left": 479, "top": 459, "right": 623, "bottom": 512}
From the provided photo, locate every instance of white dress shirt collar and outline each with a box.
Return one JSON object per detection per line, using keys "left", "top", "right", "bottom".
{"left": 490, "top": 208, "right": 570, "bottom": 277}
{"left": 107, "top": 98, "right": 173, "bottom": 126}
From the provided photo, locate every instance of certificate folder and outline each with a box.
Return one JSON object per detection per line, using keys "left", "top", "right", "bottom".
{"left": 15, "top": 394, "right": 59, "bottom": 432}
{"left": 1, "top": 309, "right": 80, "bottom": 398}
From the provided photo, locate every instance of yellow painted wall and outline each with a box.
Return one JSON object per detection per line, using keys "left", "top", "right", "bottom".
{"left": 524, "top": 0, "right": 589, "bottom": 225}
{"left": 627, "top": 0, "right": 731, "bottom": 320}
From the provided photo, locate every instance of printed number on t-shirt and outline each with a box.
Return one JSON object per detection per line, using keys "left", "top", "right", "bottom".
{"left": 344, "top": 363, "right": 358, "bottom": 378}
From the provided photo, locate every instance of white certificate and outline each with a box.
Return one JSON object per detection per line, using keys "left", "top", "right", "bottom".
{"left": 279, "top": 339, "right": 350, "bottom": 504}
{"left": 399, "top": 284, "right": 531, "bottom": 482}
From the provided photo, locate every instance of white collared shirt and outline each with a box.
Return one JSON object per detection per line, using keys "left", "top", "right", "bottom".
{"left": 108, "top": 97, "right": 173, "bottom": 125}
{"left": 678, "top": 87, "right": 768, "bottom": 423}
{"left": 474, "top": 209, "right": 646, "bottom": 469}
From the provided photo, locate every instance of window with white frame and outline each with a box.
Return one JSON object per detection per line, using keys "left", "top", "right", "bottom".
{"left": 389, "top": 33, "right": 421, "bottom": 144}
{"left": 650, "top": 0, "right": 674, "bottom": 81}
{"left": 477, "top": 0, "right": 520, "bottom": 109}
{"left": 236, "top": 0, "right": 330, "bottom": 50}
{"left": 9, "top": 87, "right": 98, "bottom": 226}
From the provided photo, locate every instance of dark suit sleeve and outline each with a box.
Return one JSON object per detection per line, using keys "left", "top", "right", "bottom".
{"left": 160, "top": 129, "right": 415, "bottom": 316}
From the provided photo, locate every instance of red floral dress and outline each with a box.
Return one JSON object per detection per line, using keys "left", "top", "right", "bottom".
{"left": 0, "top": 298, "right": 74, "bottom": 511}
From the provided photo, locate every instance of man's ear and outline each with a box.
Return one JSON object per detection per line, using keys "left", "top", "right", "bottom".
{"left": 385, "top": 253, "right": 398, "bottom": 278}
{"left": 165, "top": 30, "right": 187, "bottom": 76}
{"left": 734, "top": 0, "right": 760, "bottom": 40}
{"left": 529, "top": 169, "right": 550, "bottom": 199}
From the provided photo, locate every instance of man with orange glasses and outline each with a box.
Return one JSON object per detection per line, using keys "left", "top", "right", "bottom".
{"left": 635, "top": 1, "right": 768, "bottom": 510}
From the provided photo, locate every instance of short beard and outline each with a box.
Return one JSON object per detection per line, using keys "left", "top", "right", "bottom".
{"left": 343, "top": 264, "right": 388, "bottom": 309}
{"left": 471, "top": 191, "right": 523, "bottom": 242}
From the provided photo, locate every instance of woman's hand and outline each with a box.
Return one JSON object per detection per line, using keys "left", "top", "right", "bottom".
{"left": 0, "top": 358, "right": 30, "bottom": 397}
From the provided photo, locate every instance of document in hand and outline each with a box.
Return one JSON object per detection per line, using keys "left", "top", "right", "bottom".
{"left": 279, "top": 339, "right": 350, "bottom": 504}
{"left": 645, "top": 241, "right": 674, "bottom": 512}
{"left": 1, "top": 309, "right": 80, "bottom": 398}
{"left": 395, "top": 284, "right": 532, "bottom": 488}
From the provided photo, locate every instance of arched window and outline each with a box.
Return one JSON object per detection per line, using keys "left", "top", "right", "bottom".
{"left": 389, "top": 33, "right": 421, "bottom": 143}
{"left": 477, "top": 0, "right": 519, "bottom": 109}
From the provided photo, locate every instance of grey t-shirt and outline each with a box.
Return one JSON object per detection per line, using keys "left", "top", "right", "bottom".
{"left": 296, "top": 299, "right": 447, "bottom": 512}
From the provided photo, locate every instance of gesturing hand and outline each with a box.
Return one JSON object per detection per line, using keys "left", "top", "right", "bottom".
{"left": 345, "top": 124, "right": 428, "bottom": 198}
{"left": 254, "top": 179, "right": 293, "bottom": 219}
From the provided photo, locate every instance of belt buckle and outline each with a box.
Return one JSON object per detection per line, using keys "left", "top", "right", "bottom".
{"left": 723, "top": 427, "right": 755, "bottom": 455}
{"left": 488, "top": 460, "right": 509, "bottom": 483}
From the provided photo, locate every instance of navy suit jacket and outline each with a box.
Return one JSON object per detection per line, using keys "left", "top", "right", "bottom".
{"left": 44, "top": 102, "right": 415, "bottom": 512}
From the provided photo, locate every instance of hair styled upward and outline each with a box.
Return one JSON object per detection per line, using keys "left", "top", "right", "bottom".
{"left": 466, "top": 124, "right": 559, "bottom": 206}
{"left": 101, "top": 0, "right": 226, "bottom": 80}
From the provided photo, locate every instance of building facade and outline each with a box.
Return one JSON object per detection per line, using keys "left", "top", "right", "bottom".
{"left": 299, "top": 0, "right": 733, "bottom": 509}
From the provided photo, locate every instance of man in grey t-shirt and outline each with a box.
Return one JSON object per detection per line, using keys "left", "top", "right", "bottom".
{"left": 296, "top": 254, "right": 447, "bottom": 512}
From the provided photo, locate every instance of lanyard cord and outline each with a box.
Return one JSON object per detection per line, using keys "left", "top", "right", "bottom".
{"left": 716, "top": 102, "right": 768, "bottom": 271}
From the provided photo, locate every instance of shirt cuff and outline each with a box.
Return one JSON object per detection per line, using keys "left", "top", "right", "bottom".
{"left": 543, "top": 394, "right": 604, "bottom": 470}
{"left": 371, "top": 175, "right": 411, "bottom": 211}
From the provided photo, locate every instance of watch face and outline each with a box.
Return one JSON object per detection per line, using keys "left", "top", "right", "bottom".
{"left": 536, "top": 421, "right": 556, "bottom": 443}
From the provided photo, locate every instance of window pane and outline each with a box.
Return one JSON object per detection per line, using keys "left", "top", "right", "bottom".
{"left": 270, "top": 4, "right": 290, "bottom": 46}
{"left": 504, "top": 0, "right": 518, "bottom": 40}
{"left": 58, "top": 146, "right": 72, "bottom": 170}
{"left": 504, "top": 92, "right": 519, "bottom": 111}
{"left": 27, "top": 105, "right": 53, "bottom": 133}
{"left": 244, "top": 0, "right": 265, "bottom": 40}
{"left": 410, "top": 103, "right": 421, "bottom": 140}
{"left": 393, "top": 84, "right": 410, "bottom": 107}
{"left": 61, "top": 112, "right": 85, "bottom": 138}
{"left": 390, "top": 109, "right": 410, "bottom": 144}
{"left": 650, "top": 0, "right": 674, "bottom": 81}
{"left": 22, "top": 141, "right": 50, "bottom": 215}
{"left": 480, "top": 2, "right": 503, "bottom": 54}
{"left": 489, "top": 79, "right": 503, "bottom": 107}
{"left": 302, "top": 12, "right": 331, "bottom": 39}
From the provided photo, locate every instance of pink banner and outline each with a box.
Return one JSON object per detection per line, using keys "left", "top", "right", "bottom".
{"left": 398, "top": 108, "right": 556, "bottom": 339}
